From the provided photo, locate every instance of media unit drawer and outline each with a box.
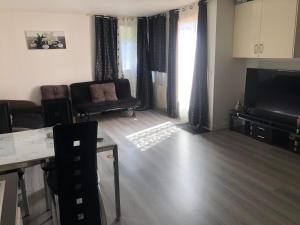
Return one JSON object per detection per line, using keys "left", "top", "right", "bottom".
{"left": 251, "top": 124, "right": 272, "bottom": 143}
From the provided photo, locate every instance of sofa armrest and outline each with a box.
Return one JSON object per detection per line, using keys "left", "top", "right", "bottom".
{"left": 115, "top": 79, "right": 132, "bottom": 99}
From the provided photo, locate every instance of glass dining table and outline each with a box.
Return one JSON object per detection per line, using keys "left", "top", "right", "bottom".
{"left": 0, "top": 126, "right": 121, "bottom": 220}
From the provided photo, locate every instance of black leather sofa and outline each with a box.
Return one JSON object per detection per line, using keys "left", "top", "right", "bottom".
{"left": 70, "top": 79, "right": 137, "bottom": 117}
{"left": 0, "top": 100, "right": 43, "bottom": 130}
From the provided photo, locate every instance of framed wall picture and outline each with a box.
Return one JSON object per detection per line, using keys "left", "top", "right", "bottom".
{"left": 25, "top": 31, "right": 67, "bottom": 49}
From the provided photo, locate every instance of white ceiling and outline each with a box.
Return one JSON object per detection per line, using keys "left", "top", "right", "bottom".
{"left": 0, "top": 0, "right": 197, "bottom": 16}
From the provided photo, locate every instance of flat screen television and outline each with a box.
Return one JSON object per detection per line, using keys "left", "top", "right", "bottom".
{"left": 244, "top": 68, "right": 300, "bottom": 126}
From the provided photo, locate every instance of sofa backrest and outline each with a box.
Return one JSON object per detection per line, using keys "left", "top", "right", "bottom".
{"left": 0, "top": 100, "right": 41, "bottom": 115}
{"left": 115, "top": 79, "right": 132, "bottom": 99}
{"left": 70, "top": 79, "right": 132, "bottom": 106}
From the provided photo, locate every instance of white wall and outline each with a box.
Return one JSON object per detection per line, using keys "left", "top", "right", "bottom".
{"left": 209, "top": 0, "right": 246, "bottom": 130}
{"left": 0, "top": 12, "right": 94, "bottom": 104}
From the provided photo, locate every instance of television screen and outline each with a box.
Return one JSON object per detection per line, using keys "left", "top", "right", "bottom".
{"left": 245, "top": 68, "right": 300, "bottom": 125}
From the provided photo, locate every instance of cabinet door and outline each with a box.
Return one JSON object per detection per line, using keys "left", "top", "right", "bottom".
{"left": 233, "top": 0, "right": 263, "bottom": 58}
{"left": 260, "top": 0, "right": 298, "bottom": 58}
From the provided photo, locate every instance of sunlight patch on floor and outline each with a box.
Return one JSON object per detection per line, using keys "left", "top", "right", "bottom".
{"left": 126, "top": 122, "right": 179, "bottom": 151}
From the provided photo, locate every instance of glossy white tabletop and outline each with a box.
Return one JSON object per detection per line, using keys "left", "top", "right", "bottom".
{"left": 0, "top": 127, "right": 116, "bottom": 172}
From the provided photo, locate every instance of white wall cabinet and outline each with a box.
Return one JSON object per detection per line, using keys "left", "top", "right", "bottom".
{"left": 233, "top": 0, "right": 300, "bottom": 58}
{"left": 233, "top": 0, "right": 262, "bottom": 58}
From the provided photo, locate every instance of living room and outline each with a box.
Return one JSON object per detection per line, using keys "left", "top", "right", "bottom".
{"left": 0, "top": 0, "right": 299, "bottom": 225}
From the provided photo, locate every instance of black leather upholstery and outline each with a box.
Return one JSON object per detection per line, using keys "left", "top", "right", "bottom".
{"left": 53, "top": 121, "right": 103, "bottom": 225}
{"left": 70, "top": 79, "right": 137, "bottom": 115}
{"left": 76, "top": 97, "right": 137, "bottom": 114}
{"left": 0, "top": 100, "right": 43, "bottom": 130}
{"left": 42, "top": 98, "right": 73, "bottom": 127}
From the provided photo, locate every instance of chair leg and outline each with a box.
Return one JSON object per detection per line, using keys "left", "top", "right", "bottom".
{"left": 132, "top": 109, "right": 136, "bottom": 118}
{"left": 98, "top": 186, "right": 107, "bottom": 225}
{"left": 43, "top": 172, "right": 51, "bottom": 211}
{"left": 19, "top": 175, "right": 30, "bottom": 217}
{"left": 128, "top": 108, "right": 135, "bottom": 117}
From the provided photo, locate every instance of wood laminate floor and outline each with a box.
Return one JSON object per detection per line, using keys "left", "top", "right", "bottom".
{"left": 23, "top": 110, "right": 300, "bottom": 225}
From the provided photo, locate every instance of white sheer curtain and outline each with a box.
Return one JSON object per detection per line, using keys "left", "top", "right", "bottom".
{"left": 178, "top": 3, "right": 198, "bottom": 121}
{"left": 118, "top": 17, "right": 137, "bottom": 97}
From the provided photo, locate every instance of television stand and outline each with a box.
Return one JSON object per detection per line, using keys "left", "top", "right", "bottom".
{"left": 229, "top": 110, "right": 300, "bottom": 155}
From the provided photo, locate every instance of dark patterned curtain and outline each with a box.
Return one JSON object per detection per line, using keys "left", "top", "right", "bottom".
{"left": 167, "top": 10, "right": 179, "bottom": 118}
{"left": 148, "top": 14, "right": 166, "bottom": 72}
{"left": 188, "top": 0, "right": 209, "bottom": 129}
{"left": 95, "top": 16, "right": 118, "bottom": 81}
{"left": 136, "top": 17, "right": 153, "bottom": 110}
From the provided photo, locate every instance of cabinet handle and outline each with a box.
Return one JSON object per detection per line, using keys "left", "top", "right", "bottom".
{"left": 257, "top": 135, "right": 265, "bottom": 139}
{"left": 259, "top": 43, "right": 264, "bottom": 53}
{"left": 254, "top": 44, "right": 259, "bottom": 54}
{"left": 258, "top": 127, "right": 265, "bottom": 131}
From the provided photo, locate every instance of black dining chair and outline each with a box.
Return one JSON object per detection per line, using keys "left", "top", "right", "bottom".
{"left": 0, "top": 103, "right": 30, "bottom": 217}
{"left": 41, "top": 98, "right": 73, "bottom": 211}
{"left": 50, "top": 121, "right": 107, "bottom": 225}
{"left": 42, "top": 98, "right": 73, "bottom": 127}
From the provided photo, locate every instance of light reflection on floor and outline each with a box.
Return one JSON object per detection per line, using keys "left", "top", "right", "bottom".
{"left": 126, "top": 122, "right": 179, "bottom": 151}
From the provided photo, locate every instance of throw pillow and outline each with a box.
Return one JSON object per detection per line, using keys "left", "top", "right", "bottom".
{"left": 102, "top": 83, "right": 118, "bottom": 101}
{"left": 90, "top": 84, "right": 105, "bottom": 103}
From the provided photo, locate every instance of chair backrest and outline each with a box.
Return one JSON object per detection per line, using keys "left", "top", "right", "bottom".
{"left": 42, "top": 98, "right": 73, "bottom": 127}
{"left": 53, "top": 121, "right": 101, "bottom": 225}
{"left": 41, "top": 85, "right": 69, "bottom": 100}
{"left": 0, "top": 103, "right": 12, "bottom": 134}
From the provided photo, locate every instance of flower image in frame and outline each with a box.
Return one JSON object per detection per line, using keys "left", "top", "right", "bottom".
{"left": 25, "top": 31, "right": 66, "bottom": 49}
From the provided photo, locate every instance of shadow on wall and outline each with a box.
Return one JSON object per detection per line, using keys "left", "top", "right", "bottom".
{"left": 29, "top": 86, "right": 42, "bottom": 104}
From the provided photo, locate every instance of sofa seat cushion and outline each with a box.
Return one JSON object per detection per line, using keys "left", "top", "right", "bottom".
{"left": 76, "top": 97, "right": 137, "bottom": 114}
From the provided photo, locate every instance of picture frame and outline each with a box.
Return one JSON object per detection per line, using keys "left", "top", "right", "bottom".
{"left": 25, "top": 31, "right": 66, "bottom": 50}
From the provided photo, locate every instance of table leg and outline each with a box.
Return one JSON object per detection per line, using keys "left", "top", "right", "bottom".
{"left": 43, "top": 171, "right": 51, "bottom": 211}
{"left": 112, "top": 146, "right": 121, "bottom": 220}
{"left": 19, "top": 173, "right": 30, "bottom": 217}
{"left": 229, "top": 113, "right": 234, "bottom": 130}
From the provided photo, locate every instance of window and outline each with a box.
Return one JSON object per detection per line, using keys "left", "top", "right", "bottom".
{"left": 177, "top": 5, "right": 198, "bottom": 120}
{"left": 118, "top": 17, "right": 137, "bottom": 97}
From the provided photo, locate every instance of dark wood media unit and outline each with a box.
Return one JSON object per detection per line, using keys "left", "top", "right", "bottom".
{"left": 229, "top": 110, "right": 300, "bottom": 155}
